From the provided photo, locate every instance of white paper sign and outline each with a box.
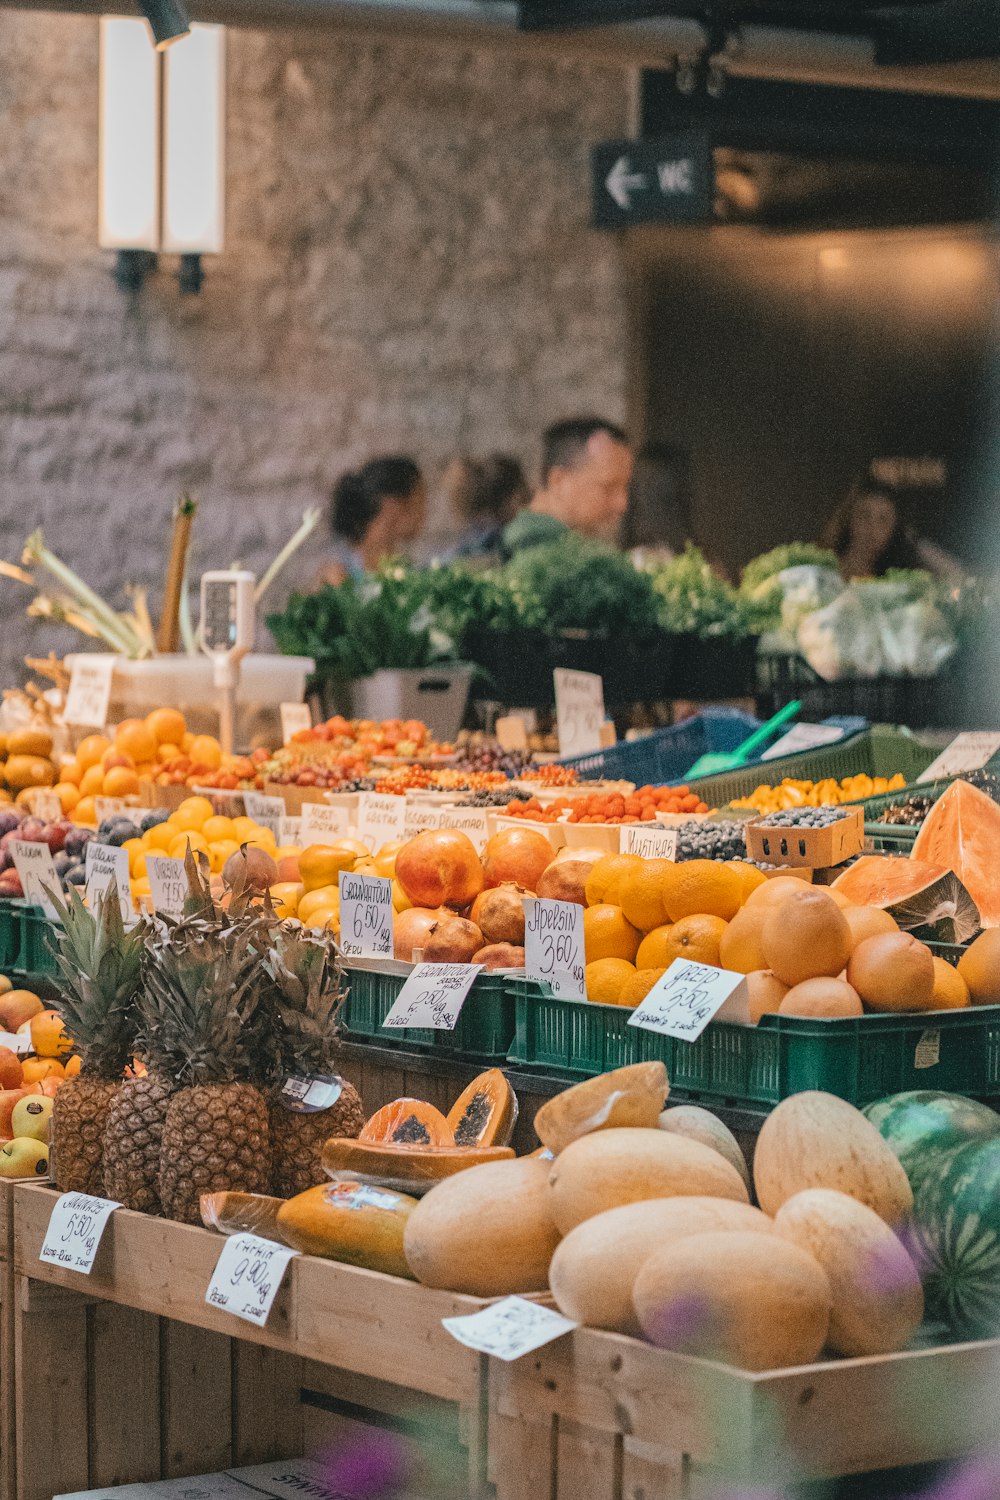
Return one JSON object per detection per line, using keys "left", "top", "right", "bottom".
{"left": 0, "top": 1030, "right": 33, "bottom": 1055}
{"left": 918, "top": 732, "right": 1000, "bottom": 784}
{"left": 337, "top": 871, "right": 394, "bottom": 959}
{"left": 382, "top": 962, "right": 482, "bottom": 1031}
{"left": 63, "top": 656, "right": 115, "bottom": 728}
{"left": 146, "top": 855, "right": 187, "bottom": 917}
{"left": 357, "top": 793, "right": 407, "bottom": 850}
{"left": 761, "top": 723, "right": 845, "bottom": 761}
{"left": 205, "top": 1232, "right": 299, "bottom": 1326}
{"left": 622, "top": 825, "right": 678, "bottom": 859}
{"left": 31, "top": 790, "right": 63, "bottom": 823}
{"left": 84, "top": 842, "right": 131, "bottom": 921}
{"left": 554, "top": 669, "right": 605, "bottom": 758}
{"left": 278, "top": 816, "right": 301, "bottom": 848}
{"left": 300, "top": 801, "right": 351, "bottom": 844}
{"left": 523, "top": 898, "right": 586, "bottom": 1001}
{"left": 628, "top": 958, "right": 748, "bottom": 1041}
{"left": 495, "top": 715, "right": 529, "bottom": 752}
{"left": 39, "top": 1193, "right": 121, "bottom": 1274}
{"left": 10, "top": 839, "right": 63, "bottom": 920}
{"left": 93, "top": 796, "right": 129, "bottom": 825}
{"left": 401, "top": 804, "right": 490, "bottom": 853}
{"left": 243, "top": 792, "right": 285, "bottom": 836}
{"left": 279, "top": 702, "right": 313, "bottom": 743}
{"left": 447, "top": 807, "right": 490, "bottom": 854}
{"left": 442, "top": 1296, "right": 577, "bottom": 1360}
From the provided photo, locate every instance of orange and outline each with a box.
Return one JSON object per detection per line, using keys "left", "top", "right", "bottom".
{"left": 142, "top": 822, "right": 175, "bottom": 852}
{"left": 725, "top": 861, "right": 768, "bottom": 905}
{"left": 209, "top": 840, "right": 240, "bottom": 873}
{"left": 269, "top": 881, "right": 304, "bottom": 918}
{"left": 584, "top": 957, "right": 636, "bottom": 1005}
{"left": 59, "top": 760, "right": 83, "bottom": 787}
{"left": 745, "top": 970, "right": 788, "bottom": 1023}
{"left": 582, "top": 904, "right": 641, "bottom": 964}
{"left": 74, "top": 795, "right": 97, "bottom": 826}
{"left": 171, "top": 795, "right": 215, "bottom": 831}
{"left": 618, "top": 860, "right": 673, "bottom": 933}
{"left": 847, "top": 932, "right": 935, "bottom": 1014}
{"left": 635, "top": 924, "right": 675, "bottom": 970}
{"left": 232, "top": 816, "right": 261, "bottom": 842}
{"left": 779, "top": 977, "right": 863, "bottom": 1018}
{"left": 21, "top": 1057, "right": 65, "bottom": 1083}
{"left": 115, "top": 722, "right": 157, "bottom": 765}
{"left": 302, "top": 900, "right": 340, "bottom": 932}
{"left": 76, "top": 734, "right": 111, "bottom": 771}
{"left": 843, "top": 905, "right": 899, "bottom": 953}
{"left": 659, "top": 913, "right": 727, "bottom": 968}
{"left": 188, "top": 735, "right": 223, "bottom": 770}
{"left": 28, "top": 1009, "right": 73, "bottom": 1058}
{"left": 156, "top": 744, "right": 183, "bottom": 765}
{"left": 53, "top": 782, "right": 80, "bottom": 814}
{"left": 930, "top": 957, "right": 971, "bottom": 1011}
{"left": 661, "top": 860, "right": 742, "bottom": 923}
{"left": 146, "top": 707, "right": 187, "bottom": 746}
{"left": 957, "top": 930, "right": 1000, "bottom": 1006}
{"left": 300, "top": 844, "right": 357, "bottom": 893}
{"left": 618, "top": 967, "right": 667, "bottom": 1009}
{"left": 101, "top": 748, "right": 135, "bottom": 774}
{"left": 584, "top": 853, "right": 642, "bottom": 909}
{"left": 763, "top": 888, "right": 852, "bottom": 987}
{"left": 744, "top": 875, "right": 816, "bottom": 912}
{"left": 103, "top": 766, "right": 140, "bottom": 798}
{"left": 169, "top": 832, "right": 210, "bottom": 861}
{"left": 79, "top": 764, "right": 106, "bottom": 798}
{"left": 63, "top": 1055, "right": 82, "bottom": 1078}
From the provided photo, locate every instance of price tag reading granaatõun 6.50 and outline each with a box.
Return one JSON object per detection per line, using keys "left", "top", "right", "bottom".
{"left": 337, "top": 871, "right": 394, "bottom": 959}
{"left": 206, "top": 1232, "right": 299, "bottom": 1326}
{"left": 40, "top": 1193, "right": 121, "bottom": 1274}
{"left": 524, "top": 898, "right": 586, "bottom": 1001}
{"left": 381, "top": 963, "right": 482, "bottom": 1031}
{"left": 628, "top": 958, "right": 748, "bottom": 1042}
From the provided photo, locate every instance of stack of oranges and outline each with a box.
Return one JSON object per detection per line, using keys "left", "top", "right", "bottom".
{"left": 54, "top": 710, "right": 224, "bottom": 826}
{"left": 125, "top": 795, "right": 295, "bottom": 909}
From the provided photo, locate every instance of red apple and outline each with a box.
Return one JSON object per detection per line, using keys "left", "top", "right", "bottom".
{"left": 0, "top": 1048, "right": 22, "bottom": 1091}
{"left": 0, "top": 990, "right": 44, "bottom": 1031}
{"left": 0, "top": 1088, "right": 32, "bottom": 1136}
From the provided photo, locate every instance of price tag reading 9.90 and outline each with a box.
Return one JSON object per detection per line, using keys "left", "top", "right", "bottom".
{"left": 337, "top": 872, "right": 394, "bottom": 959}
{"left": 523, "top": 897, "right": 586, "bottom": 1001}
{"left": 205, "top": 1232, "right": 299, "bottom": 1326}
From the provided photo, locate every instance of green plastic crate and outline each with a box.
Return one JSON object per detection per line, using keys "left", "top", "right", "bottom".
{"left": 15, "top": 904, "right": 59, "bottom": 979}
{"left": 692, "top": 728, "right": 940, "bottom": 812}
{"left": 508, "top": 979, "right": 1000, "bottom": 1107}
{"left": 0, "top": 901, "right": 21, "bottom": 973}
{"left": 343, "top": 960, "right": 517, "bottom": 1061}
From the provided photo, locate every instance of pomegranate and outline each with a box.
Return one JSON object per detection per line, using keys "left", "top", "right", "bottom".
{"left": 537, "top": 860, "right": 593, "bottom": 906}
{"left": 394, "top": 907, "right": 445, "bottom": 962}
{"left": 423, "top": 916, "right": 483, "bottom": 964}
{"left": 481, "top": 828, "right": 554, "bottom": 891}
{"left": 395, "top": 830, "right": 485, "bottom": 910}
{"left": 469, "top": 883, "right": 531, "bottom": 945}
{"left": 222, "top": 845, "right": 278, "bottom": 894}
{"left": 473, "top": 943, "right": 526, "bottom": 971}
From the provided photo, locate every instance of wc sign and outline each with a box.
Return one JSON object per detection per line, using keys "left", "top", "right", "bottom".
{"left": 592, "top": 134, "right": 714, "bottom": 228}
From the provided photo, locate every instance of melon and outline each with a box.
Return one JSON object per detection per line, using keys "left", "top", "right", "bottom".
{"left": 754, "top": 1091, "right": 913, "bottom": 1226}
{"left": 774, "top": 1189, "right": 923, "bottom": 1356}
{"left": 549, "top": 1197, "right": 774, "bottom": 1333}
{"left": 533, "top": 1062, "right": 669, "bottom": 1155}
{"left": 658, "top": 1105, "right": 750, "bottom": 1191}
{"left": 632, "top": 1230, "right": 831, "bottom": 1371}
{"left": 548, "top": 1126, "right": 749, "bottom": 1235}
{"left": 831, "top": 858, "right": 980, "bottom": 944}
{"left": 863, "top": 1091, "right": 1000, "bottom": 1195}
{"left": 912, "top": 779, "right": 1000, "bottom": 928}
{"left": 446, "top": 1069, "right": 518, "bottom": 1148}
{"left": 320, "top": 1138, "right": 515, "bottom": 1195}
{"left": 909, "top": 1136, "right": 1000, "bottom": 1337}
{"left": 403, "top": 1156, "right": 561, "bottom": 1295}
{"left": 276, "top": 1181, "right": 417, "bottom": 1277}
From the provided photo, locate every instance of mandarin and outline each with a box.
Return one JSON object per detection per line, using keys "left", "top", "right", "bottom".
{"left": 585, "top": 957, "right": 636, "bottom": 1005}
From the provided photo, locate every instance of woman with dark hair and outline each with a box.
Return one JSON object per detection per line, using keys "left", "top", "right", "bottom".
{"left": 822, "top": 480, "right": 961, "bottom": 582}
{"left": 319, "top": 456, "right": 427, "bottom": 583}
{"left": 439, "top": 454, "right": 530, "bottom": 559}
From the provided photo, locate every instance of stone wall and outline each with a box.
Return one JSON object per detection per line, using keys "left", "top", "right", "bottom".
{"left": 0, "top": 10, "right": 629, "bottom": 685}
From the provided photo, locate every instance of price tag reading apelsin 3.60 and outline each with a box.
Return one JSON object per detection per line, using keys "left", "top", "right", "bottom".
{"left": 40, "top": 1193, "right": 121, "bottom": 1274}
{"left": 628, "top": 958, "right": 748, "bottom": 1042}
{"left": 524, "top": 898, "right": 586, "bottom": 1001}
{"left": 338, "top": 871, "right": 394, "bottom": 960}
{"left": 382, "top": 963, "right": 482, "bottom": 1031}
{"left": 205, "top": 1232, "right": 299, "bottom": 1326}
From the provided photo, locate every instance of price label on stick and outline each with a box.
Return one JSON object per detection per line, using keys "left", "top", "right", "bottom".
{"left": 40, "top": 1193, "right": 121, "bottom": 1274}
{"left": 621, "top": 825, "right": 678, "bottom": 859}
{"left": 337, "top": 872, "right": 394, "bottom": 960}
{"left": 84, "top": 843, "right": 132, "bottom": 922}
{"left": 279, "top": 702, "right": 312, "bottom": 743}
{"left": 243, "top": 792, "right": 284, "bottom": 837}
{"left": 523, "top": 898, "right": 586, "bottom": 1001}
{"left": 357, "top": 793, "right": 407, "bottom": 850}
{"left": 205, "top": 1232, "right": 299, "bottom": 1327}
{"left": 381, "top": 963, "right": 482, "bottom": 1031}
{"left": 10, "top": 839, "right": 63, "bottom": 920}
{"left": 443, "top": 1296, "right": 577, "bottom": 1360}
{"left": 146, "top": 855, "right": 187, "bottom": 918}
{"left": 628, "top": 958, "right": 748, "bottom": 1041}
{"left": 554, "top": 668, "right": 605, "bottom": 758}
{"left": 301, "top": 800, "right": 350, "bottom": 844}
{"left": 62, "top": 655, "right": 115, "bottom": 728}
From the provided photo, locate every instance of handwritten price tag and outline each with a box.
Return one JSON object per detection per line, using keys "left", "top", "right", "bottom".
{"left": 621, "top": 825, "right": 678, "bottom": 858}
{"left": 40, "top": 1193, "right": 120, "bottom": 1273}
{"left": 761, "top": 722, "right": 845, "bottom": 761}
{"left": 30, "top": 790, "right": 63, "bottom": 823}
{"left": 357, "top": 793, "right": 407, "bottom": 850}
{"left": 84, "top": 843, "right": 132, "bottom": 922}
{"left": 382, "top": 963, "right": 482, "bottom": 1031}
{"left": 205, "top": 1232, "right": 299, "bottom": 1326}
{"left": 628, "top": 958, "right": 748, "bottom": 1041}
{"left": 300, "top": 801, "right": 350, "bottom": 844}
{"left": 94, "top": 796, "right": 129, "bottom": 825}
{"left": 146, "top": 855, "right": 187, "bottom": 917}
{"left": 278, "top": 816, "right": 301, "bottom": 848}
{"left": 443, "top": 1296, "right": 577, "bottom": 1360}
{"left": 338, "top": 871, "right": 394, "bottom": 959}
{"left": 63, "top": 655, "right": 115, "bottom": 728}
{"left": 524, "top": 898, "right": 586, "bottom": 1000}
{"left": 554, "top": 668, "right": 605, "bottom": 758}
{"left": 243, "top": 792, "right": 285, "bottom": 837}
{"left": 918, "top": 732, "right": 1000, "bottom": 783}
{"left": 10, "top": 839, "right": 63, "bottom": 920}
{"left": 279, "top": 702, "right": 313, "bottom": 743}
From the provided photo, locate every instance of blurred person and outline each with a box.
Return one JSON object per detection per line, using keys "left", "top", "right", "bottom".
{"left": 439, "top": 454, "right": 530, "bottom": 559}
{"left": 621, "top": 444, "right": 691, "bottom": 562}
{"left": 502, "top": 417, "right": 633, "bottom": 556}
{"left": 823, "top": 478, "right": 962, "bottom": 583}
{"left": 318, "top": 457, "right": 426, "bottom": 584}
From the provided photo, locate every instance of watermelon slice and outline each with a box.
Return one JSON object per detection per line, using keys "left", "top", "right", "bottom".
{"left": 909, "top": 1136, "right": 1000, "bottom": 1337}
{"left": 863, "top": 1091, "right": 1000, "bottom": 1196}
{"left": 912, "top": 779, "right": 1000, "bottom": 928}
{"left": 832, "top": 857, "right": 981, "bottom": 943}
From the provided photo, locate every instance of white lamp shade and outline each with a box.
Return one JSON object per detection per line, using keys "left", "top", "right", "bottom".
{"left": 162, "top": 24, "right": 226, "bottom": 255}
{"left": 98, "top": 18, "right": 161, "bottom": 251}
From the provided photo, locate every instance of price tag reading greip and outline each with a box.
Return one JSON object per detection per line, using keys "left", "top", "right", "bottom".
{"left": 206, "top": 1232, "right": 299, "bottom": 1327}
{"left": 357, "top": 793, "right": 407, "bottom": 850}
{"left": 553, "top": 668, "right": 605, "bottom": 758}
{"left": 62, "top": 655, "right": 115, "bottom": 728}
{"left": 84, "top": 842, "right": 132, "bottom": 922}
{"left": 337, "top": 871, "right": 394, "bottom": 960}
{"left": 300, "top": 800, "right": 350, "bottom": 845}
{"left": 524, "top": 898, "right": 586, "bottom": 1001}
{"left": 621, "top": 824, "right": 678, "bottom": 859}
{"left": 443, "top": 1296, "right": 577, "bottom": 1360}
{"left": 146, "top": 854, "right": 187, "bottom": 918}
{"left": 243, "top": 791, "right": 285, "bottom": 838}
{"left": 279, "top": 702, "right": 313, "bottom": 743}
{"left": 10, "top": 839, "right": 63, "bottom": 920}
{"left": 382, "top": 963, "right": 482, "bottom": 1031}
{"left": 40, "top": 1192, "right": 121, "bottom": 1274}
{"left": 628, "top": 958, "right": 748, "bottom": 1042}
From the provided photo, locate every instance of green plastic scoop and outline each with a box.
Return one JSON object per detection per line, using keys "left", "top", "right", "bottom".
{"left": 684, "top": 699, "right": 803, "bottom": 780}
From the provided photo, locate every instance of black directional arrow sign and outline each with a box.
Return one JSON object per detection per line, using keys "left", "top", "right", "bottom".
{"left": 592, "top": 134, "right": 714, "bottom": 229}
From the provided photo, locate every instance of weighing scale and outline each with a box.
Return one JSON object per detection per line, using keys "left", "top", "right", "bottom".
{"left": 200, "top": 570, "right": 255, "bottom": 754}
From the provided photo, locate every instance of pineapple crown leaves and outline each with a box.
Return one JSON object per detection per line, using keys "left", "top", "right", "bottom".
{"left": 262, "top": 925, "right": 346, "bottom": 1080}
{"left": 45, "top": 879, "right": 144, "bottom": 1079}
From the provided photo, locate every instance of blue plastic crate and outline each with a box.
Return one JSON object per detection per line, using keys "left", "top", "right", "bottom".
{"left": 554, "top": 708, "right": 760, "bottom": 785}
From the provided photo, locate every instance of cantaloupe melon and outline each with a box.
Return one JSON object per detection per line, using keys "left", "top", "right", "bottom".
{"left": 912, "top": 778, "right": 1000, "bottom": 928}
{"left": 774, "top": 1188, "right": 923, "bottom": 1356}
{"left": 633, "top": 1230, "right": 831, "bottom": 1371}
{"left": 276, "top": 1182, "right": 417, "bottom": 1277}
{"left": 658, "top": 1106, "right": 750, "bottom": 1191}
{"left": 533, "top": 1062, "right": 668, "bottom": 1155}
{"left": 403, "top": 1156, "right": 561, "bottom": 1295}
{"left": 549, "top": 1197, "right": 774, "bottom": 1333}
{"left": 754, "top": 1091, "right": 913, "bottom": 1226}
{"left": 548, "top": 1126, "right": 749, "bottom": 1235}
{"left": 832, "top": 858, "right": 980, "bottom": 944}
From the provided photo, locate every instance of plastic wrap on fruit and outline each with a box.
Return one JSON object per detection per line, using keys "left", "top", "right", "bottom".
{"left": 199, "top": 1191, "right": 288, "bottom": 1242}
{"left": 320, "top": 1138, "right": 515, "bottom": 1195}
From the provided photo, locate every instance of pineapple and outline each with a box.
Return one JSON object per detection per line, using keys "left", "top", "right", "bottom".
{"left": 263, "top": 925, "right": 364, "bottom": 1197}
{"left": 102, "top": 1071, "right": 175, "bottom": 1214}
{"left": 48, "top": 880, "right": 144, "bottom": 1195}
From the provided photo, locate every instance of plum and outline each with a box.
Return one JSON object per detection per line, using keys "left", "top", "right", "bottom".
{"left": 66, "top": 866, "right": 86, "bottom": 886}
{"left": 140, "top": 809, "right": 169, "bottom": 833}
{"left": 101, "top": 820, "right": 140, "bottom": 847}
{"left": 63, "top": 827, "right": 93, "bottom": 859}
{"left": 42, "top": 822, "right": 68, "bottom": 854}
{"left": 0, "top": 811, "right": 23, "bottom": 838}
{"left": 14, "top": 819, "right": 47, "bottom": 843}
{"left": 53, "top": 852, "right": 72, "bottom": 877}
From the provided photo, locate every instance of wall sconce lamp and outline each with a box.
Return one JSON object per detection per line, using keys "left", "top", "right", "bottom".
{"left": 99, "top": 17, "right": 225, "bottom": 294}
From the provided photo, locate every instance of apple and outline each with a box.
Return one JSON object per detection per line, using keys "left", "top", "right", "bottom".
{"left": 0, "top": 1138, "right": 48, "bottom": 1178}
{"left": 0, "top": 871, "right": 23, "bottom": 899}
{"left": 42, "top": 822, "right": 68, "bottom": 855}
{"left": 0, "top": 1047, "right": 22, "bottom": 1091}
{"left": 38, "top": 1077, "right": 62, "bottom": 1098}
{"left": 0, "top": 976, "right": 11, "bottom": 994}
{"left": 0, "top": 1088, "right": 31, "bottom": 1136}
{"left": 0, "top": 989, "right": 44, "bottom": 1031}
{"left": 11, "top": 1095, "right": 52, "bottom": 1143}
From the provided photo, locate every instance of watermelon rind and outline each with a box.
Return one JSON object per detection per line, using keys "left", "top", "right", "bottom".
{"left": 863, "top": 1091, "right": 1000, "bottom": 1195}
{"left": 909, "top": 1136, "right": 1000, "bottom": 1338}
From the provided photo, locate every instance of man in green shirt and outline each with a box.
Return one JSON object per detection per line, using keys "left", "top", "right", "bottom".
{"left": 501, "top": 417, "right": 633, "bottom": 557}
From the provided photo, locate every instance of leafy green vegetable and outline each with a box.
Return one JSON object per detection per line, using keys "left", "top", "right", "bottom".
{"left": 740, "top": 544, "right": 840, "bottom": 597}
{"left": 498, "top": 535, "right": 660, "bottom": 638}
{"left": 648, "top": 545, "right": 756, "bottom": 639}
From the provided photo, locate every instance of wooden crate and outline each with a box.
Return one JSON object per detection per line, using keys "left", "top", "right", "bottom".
{"left": 12, "top": 1183, "right": 487, "bottom": 1500}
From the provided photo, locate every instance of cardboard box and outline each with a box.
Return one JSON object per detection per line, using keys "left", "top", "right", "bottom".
{"left": 745, "top": 806, "right": 864, "bottom": 870}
